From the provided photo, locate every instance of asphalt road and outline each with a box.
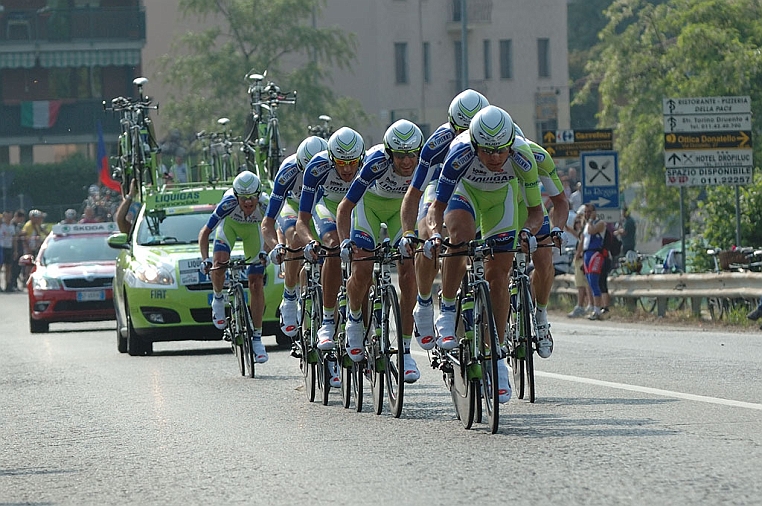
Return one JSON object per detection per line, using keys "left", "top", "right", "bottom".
{"left": 2, "top": 291, "right": 761, "bottom": 505}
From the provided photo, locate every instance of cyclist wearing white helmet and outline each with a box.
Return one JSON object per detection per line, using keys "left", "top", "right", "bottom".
{"left": 512, "top": 124, "right": 569, "bottom": 359}
{"left": 262, "top": 135, "right": 328, "bottom": 339}
{"left": 399, "top": 89, "right": 489, "bottom": 352}
{"left": 422, "top": 105, "right": 544, "bottom": 403}
{"left": 296, "top": 127, "right": 365, "bottom": 384}
{"left": 199, "top": 170, "right": 271, "bottom": 363}
{"left": 336, "top": 119, "right": 423, "bottom": 380}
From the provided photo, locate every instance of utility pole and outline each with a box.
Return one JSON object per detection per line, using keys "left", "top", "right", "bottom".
{"left": 460, "top": 0, "right": 468, "bottom": 91}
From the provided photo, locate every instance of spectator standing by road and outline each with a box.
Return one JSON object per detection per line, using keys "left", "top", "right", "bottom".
{"left": 8, "top": 210, "right": 26, "bottom": 292}
{"left": 581, "top": 204, "right": 611, "bottom": 320}
{"left": 567, "top": 211, "right": 592, "bottom": 317}
{"left": 170, "top": 155, "right": 189, "bottom": 183}
{"left": 1, "top": 211, "right": 14, "bottom": 292}
{"left": 615, "top": 206, "right": 636, "bottom": 255}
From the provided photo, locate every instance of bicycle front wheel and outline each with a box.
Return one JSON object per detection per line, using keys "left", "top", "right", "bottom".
{"left": 450, "top": 283, "right": 476, "bottom": 429}
{"left": 474, "top": 284, "right": 499, "bottom": 433}
{"left": 383, "top": 286, "right": 404, "bottom": 418}
{"left": 520, "top": 279, "right": 536, "bottom": 403}
{"left": 237, "top": 285, "right": 256, "bottom": 379}
{"left": 230, "top": 287, "right": 246, "bottom": 377}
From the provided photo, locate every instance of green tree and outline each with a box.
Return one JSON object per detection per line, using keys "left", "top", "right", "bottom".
{"left": 576, "top": 0, "right": 762, "bottom": 238}
{"left": 158, "top": 0, "right": 369, "bottom": 151}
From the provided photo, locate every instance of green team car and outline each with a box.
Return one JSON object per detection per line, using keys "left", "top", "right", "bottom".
{"left": 108, "top": 186, "right": 287, "bottom": 356}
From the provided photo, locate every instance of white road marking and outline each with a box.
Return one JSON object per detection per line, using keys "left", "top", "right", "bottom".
{"left": 409, "top": 351, "right": 762, "bottom": 410}
{"left": 537, "top": 371, "right": 762, "bottom": 410}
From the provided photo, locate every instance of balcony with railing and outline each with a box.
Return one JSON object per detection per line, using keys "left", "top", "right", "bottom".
{"left": 448, "top": 0, "right": 493, "bottom": 30}
{"left": 0, "top": 99, "right": 121, "bottom": 146}
{"left": 0, "top": 6, "right": 145, "bottom": 45}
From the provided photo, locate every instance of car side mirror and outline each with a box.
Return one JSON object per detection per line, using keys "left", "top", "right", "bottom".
{"left": 107, "top": 233, "right": 130, "bottom": 250}
{"left": 18, "top": 254, "right": 35, "bottom": 266}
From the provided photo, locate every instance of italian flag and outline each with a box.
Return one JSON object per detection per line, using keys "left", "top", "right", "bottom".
{"left": 21, "top": 100, "right": 62, "bottom": 129}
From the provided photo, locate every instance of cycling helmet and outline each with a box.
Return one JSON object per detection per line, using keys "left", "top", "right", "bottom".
{"left": 624, "top": 250, "right": 643, "bottom": 274}
{"left": 513, "top": 122, "right": 525, "bottom": 139}
{"left": 65, "top": 208, "right": 77, "bottom": 219}
{"left": 448, "top": 89, "right": 489, "bottom": 131}
{"left": 383, "top": 119, "right": 423, "bottom": 153}
{"left": 29, "top": 209, "right": 44, "bottom": 219}
{"left": 469, "top": 106, "right": 516, "bottom": 151}
{"left": 296, "top": 136, "right": 328, "bottom": 170}
{"left": 327, "top": 127, "right": 365, "bottom": 163}
{"left": 232, "top": 170, "right": 261, "bottom": 196}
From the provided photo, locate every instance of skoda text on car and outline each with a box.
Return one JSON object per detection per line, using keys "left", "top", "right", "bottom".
{"left": 25, "top": 222, "right": 120, "bottom": 333}
{"left": 108, "top": 186, "right": 285, "bottom": 356}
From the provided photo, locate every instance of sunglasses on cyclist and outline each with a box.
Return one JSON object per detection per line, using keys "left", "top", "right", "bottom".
{"left": 391, "top": 150, "right": 420, "bottom": 160}
{"left": 334, "top": 157, "right": 361, "bottom": 167}
{"left": 477, "top": 144, "right": 511, "bottom": 155}
{"left": 236, "top": 192, "right": 260, "bottom": 201}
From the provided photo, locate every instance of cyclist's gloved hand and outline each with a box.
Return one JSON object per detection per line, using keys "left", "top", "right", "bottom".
{"left": 423, "top": 233, "right": 442, "bottom": 259}
{"left": 303, "top": 240, "right": 320, "bottom": 263}
{"left": 550, "top": 226, "right": 568, "bottom": 248}
{"left": 269, "top": 244, "right": 285, "bottom": 265}
{"left": 200, "top": 257, "right": 213, "bottom": 275}
{"left": 258, "top": 250, "right": 270, "bottom": 267}
{"left": 520, "top": 228, "right": 538, "bottom": 253}
{"left": 340, "top": 239, "right": 354, "bottom": 263}
{"left": 399, "top": 232, "right": 417, "bottom": 258}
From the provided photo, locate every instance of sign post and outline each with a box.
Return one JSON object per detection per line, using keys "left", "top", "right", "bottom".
{"left": 541, "top": 129, "right": 613, "bottom": 159}
{"left": 663, "top": 96, "right": 754, "bottom": 246}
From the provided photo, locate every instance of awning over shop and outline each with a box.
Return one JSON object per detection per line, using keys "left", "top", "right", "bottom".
{"left": 39, "top": 49, "right": 141, "bottom": 67}
{"left": 0, "top": 52, "right": 36, "bottom": 69}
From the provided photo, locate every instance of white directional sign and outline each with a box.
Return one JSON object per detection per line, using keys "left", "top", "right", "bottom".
{"left": 663, "top": 95, "right": 753, "bottom": 187}
{"left": 663, "top": 114, "right": 752, "bottom": 133}
{"left": 662, "top": 96, "right": 752, "bottom": 115}
{"left": 664, "top": 149, "right": 754, "bottom": 168}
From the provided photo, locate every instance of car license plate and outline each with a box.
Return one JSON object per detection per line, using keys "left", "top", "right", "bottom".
{"left": 77, "top": 290, "right": 105, "bottom": 302}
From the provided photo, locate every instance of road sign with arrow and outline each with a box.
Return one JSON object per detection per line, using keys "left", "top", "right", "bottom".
{"left": 581, "top": 151, "right": 619, "bottom": 212}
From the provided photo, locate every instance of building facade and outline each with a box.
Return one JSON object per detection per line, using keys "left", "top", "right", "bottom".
{"left": 0, "top": 0, "right": 146, "bottom": 164}
{"left": 140, "top": 0, "right": 569, "bottom": 149}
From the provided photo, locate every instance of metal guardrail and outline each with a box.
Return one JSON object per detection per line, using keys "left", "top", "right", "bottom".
{"left": 553, "top": 272, "right": 762, "bottom": 316}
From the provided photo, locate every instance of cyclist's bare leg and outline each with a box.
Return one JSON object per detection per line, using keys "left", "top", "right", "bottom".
{"left": 414, "top": 215, "right": 439, "bottom": 299}
{"left": 211, "top": 250, "right": 231, "bottom": 292}
{"left": 319, "top": 230, "right": 341, "bottom": 319}
{"left": 440, "top": 209, "right": 474, "bottom": 301}
{"left": 484, "top": 253, "right": 513, "bottom": 345}
{"left": 347, "top": 250, "right": 373, "bottom": 313}
{"left": 282, "top": 226, "right": 301, "bottom": 289}
{"left": 247, "top": 273, "right": 265, "bottom": 328}
{"left": 396, "top": 258, "right": 417, "bottom": 336}
{"left": 531, "top": 241, "right": 554, "bottom": 307}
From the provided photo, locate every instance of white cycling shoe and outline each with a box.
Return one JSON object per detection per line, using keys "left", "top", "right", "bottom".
{"left": 317, "top": 322, "right": 336, "bottom": 351}
{"left": 536, "top": 324, "right": 554, "bottom": 359}
{"left": 413, "top": 302, "right": 437, "bottom": 351}
{"left": 251, "top": 339, "right": 268, "bottom": 363}
{"left": 211, "top": 296, "right": 226, "bottom": 330}
{"left": 279, "top": 298, "right": 299, "bottom": 338}
{"left": 403, "top": 353, "right": 420, "bottom": 383}
{"left": 497, "top": 360, "right": 511, "bottom": 403}
{"left": 327, "top": 359, "right": 341, "bottom": 388}
{"left": 345, "top": 318, "right": 365, "bottom": 363}
{"left": 435, "top": 310, "right": 458, "bottom": 350}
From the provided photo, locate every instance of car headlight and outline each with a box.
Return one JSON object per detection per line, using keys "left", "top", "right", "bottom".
{"left": 135, "top": 264, "right": 174, "bottom": 285}
{"left": 31, "top": 275, "right": 62, "bottom": 290}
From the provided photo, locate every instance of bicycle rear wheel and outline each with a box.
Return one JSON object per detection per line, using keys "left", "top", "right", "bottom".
{"left": 384, "top": 286, "right": 404, "bottom": 418}
{"left": 368, "top": 290, "right": 385, "bottom": 415}
{"left": 474, "top": 284, "right": 499, "bottom": 433}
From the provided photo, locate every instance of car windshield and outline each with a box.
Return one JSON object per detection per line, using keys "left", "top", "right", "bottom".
{"left": 41, "top": 235, "right": 119, "bottom": 265}
{"left": 136, "top": 211, "right": 210, "bottom": 246}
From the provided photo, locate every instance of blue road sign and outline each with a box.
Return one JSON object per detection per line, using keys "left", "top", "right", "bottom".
{"left": 581, "top": 151, "right": 619, "bottom": 210}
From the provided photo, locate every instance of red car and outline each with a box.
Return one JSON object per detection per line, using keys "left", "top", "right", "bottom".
{"left": 24, "top": 222, "right": 120, "bottom": 333}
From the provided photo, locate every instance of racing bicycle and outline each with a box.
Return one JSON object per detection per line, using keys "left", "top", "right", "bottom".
{"left": 431, "top": 238, "right": 502, "bottom": 433}
{"left": 211, "top": 258, "right": 258, "bottom": 378}
{"left": 351, "top": 225, "right": 405, "bottom": 418}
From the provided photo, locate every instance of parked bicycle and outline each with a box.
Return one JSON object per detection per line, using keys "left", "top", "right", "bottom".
{"left": 705, "top": 247, "right": 761, "bottom": 321}
{"left": 307, "top": 114, "right": 333, "bottom": 140}
{"left": 103, "top": 76, "right": 160, "bottom": 199}
{"left": 242, "top": 70, "right": 297, "bottom": 184}
{"left": 210, "top": 257, "right": 258, "bottom": 378}
{"left": 195, "top": 117, "right": 244, "bottom": 185}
